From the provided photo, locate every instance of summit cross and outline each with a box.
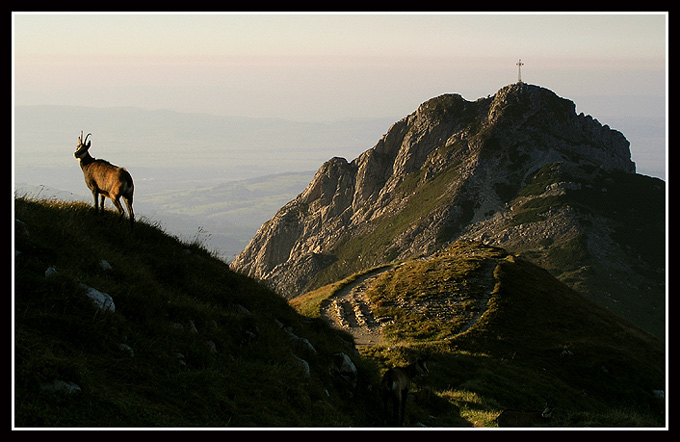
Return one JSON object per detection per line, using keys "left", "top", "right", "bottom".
{"left": 516, "top": 59, "right": 524, "bottom": 83}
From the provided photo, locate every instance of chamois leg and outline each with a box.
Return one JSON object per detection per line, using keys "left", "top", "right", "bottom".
{"left": 111, "top": 195, "right": 127, "bottom": 221}
{"left": 381, "top": 391, "right": 390, "bottom": 425}
{"left": 399, "top": 389, "right": 408, "bottom": 425}
{"left": 382, "top": 391, "right": 395, "bottom": 425}
{"left": 123, "top": 195, "right": 135, "bottom": 230}
{"left": 91, "top": 190, "right": 101, "bottom": 214}
{"left": 390, "top": 394, "right": 399, "bottom": 425}
{"left": 386, "top": 391, "right": 403, "bottom": 426}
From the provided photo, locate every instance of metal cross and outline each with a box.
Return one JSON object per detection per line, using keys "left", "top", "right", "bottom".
{"left": 516, "top": 59, "right": 524, "bottom": 83}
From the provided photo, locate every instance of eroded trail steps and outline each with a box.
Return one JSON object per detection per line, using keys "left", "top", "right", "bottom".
{"left": 319, "top": 244, "right": 509, "bottom": 348}
{"left": 321, "top": 266, "right": 394, "bottom": 346}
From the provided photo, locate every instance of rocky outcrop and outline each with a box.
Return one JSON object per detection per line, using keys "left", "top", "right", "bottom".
{"left": 231, "top": 83, "right": 662, "bottom": 338}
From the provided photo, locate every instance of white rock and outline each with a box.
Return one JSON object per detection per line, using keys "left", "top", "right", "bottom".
{"left": 41, "top": 380, "right": 81, "bottom": 395}
{"left": 99, "top": 259, "right": 113, "bottom": 271}
{"left": 45, "top": 266, "right": 58, "bottom": 278}
{"left": 79, "top": 283, "right": 115, "bottom": 312}
{"left": 292, "top": 354, "right": 310, "bottom": 377}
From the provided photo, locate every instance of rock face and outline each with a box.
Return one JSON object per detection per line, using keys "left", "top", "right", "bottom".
{"left": 231, "top": 83, "right": 663, "bottom": 338}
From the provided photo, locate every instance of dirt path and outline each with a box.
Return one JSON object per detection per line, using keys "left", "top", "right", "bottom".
{"left": 321, "top": 265, "right": 394, "bottom": 347}
{"left": 320, "top": 252, "right": 501, "bottom": 347}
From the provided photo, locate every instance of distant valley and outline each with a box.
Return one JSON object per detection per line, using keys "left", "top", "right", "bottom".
{"left": 13, "top": 105, "right": 394, "bottom": 259}
{"left": 15, "top": 172, "right": 315, "bottom": 262}
{"left": 139, "top": 171, "right": 317, "bottom": 260}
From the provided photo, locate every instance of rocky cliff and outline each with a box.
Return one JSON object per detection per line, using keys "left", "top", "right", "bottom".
{"left": 231, "top": 83, "right": 664, "bottom": 338}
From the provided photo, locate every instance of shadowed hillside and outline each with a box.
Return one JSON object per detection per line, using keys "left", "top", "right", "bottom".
{"left": 292, "top": 241, "right": 666, "bottom": 427}
{"left": 14, "top": 198, "right": 665, "bottom": 428}
{"left": 13, "top": 197, "right": 382, "bottom": 427}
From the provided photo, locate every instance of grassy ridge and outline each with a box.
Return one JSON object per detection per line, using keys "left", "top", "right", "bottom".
{"left": 13, "top": 197, "right": 380, "bottom": 427}
{"left": 295, "top": 242, "right": 666, "bottom": 427}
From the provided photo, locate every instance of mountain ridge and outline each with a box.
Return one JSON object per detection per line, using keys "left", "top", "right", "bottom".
{"left": 231, "top": 83, "right": 665, "bottom": 339}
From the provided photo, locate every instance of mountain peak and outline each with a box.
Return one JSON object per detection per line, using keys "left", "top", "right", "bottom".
{"left": 490, "top": 82, "right": 576, "bottom": 119}
{"left": 231, "top": 84, "right": 662, "bottom": 338}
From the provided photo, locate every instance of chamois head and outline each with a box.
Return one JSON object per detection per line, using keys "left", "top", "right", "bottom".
{"left": 413, "top": 357, "right": 429, "bottom": 376}
{"left": 74, "top": 131, "right": 92, "bottom": 159}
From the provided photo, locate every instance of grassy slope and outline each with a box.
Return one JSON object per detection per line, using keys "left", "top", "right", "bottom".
{"left": 295, "top": 242, "right": 666, "bottom": 427}
{"left": 15, "top": 198, "right": 665, "bottom": 428}
{"left": 13, "top": 197, "right": 381, "bottom": 427}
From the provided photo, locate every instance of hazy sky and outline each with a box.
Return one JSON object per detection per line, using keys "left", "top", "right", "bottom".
{"left": 13, "top": 12, "right": 666, "bottom": 121}
{"left": 12, "top": 12, "right": 668, "bottom": 182}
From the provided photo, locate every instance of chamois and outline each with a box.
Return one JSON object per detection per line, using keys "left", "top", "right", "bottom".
{"left": 74, "top": 131, "right": 135, "bottom": 230}
{"left": 495, "top": 400, "right": 555, "bottom": 427}
{"left": 380, "top": 357, "right": 429, "bottom": 425}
